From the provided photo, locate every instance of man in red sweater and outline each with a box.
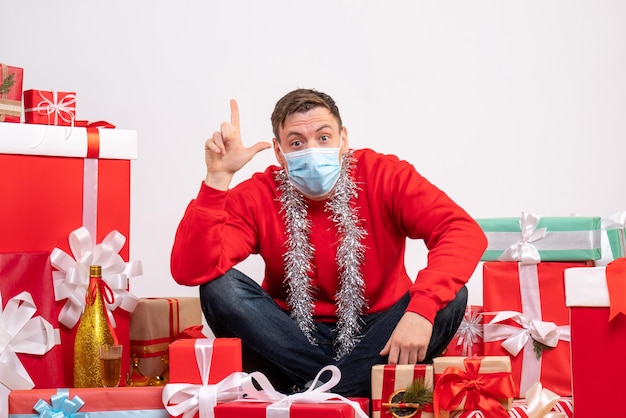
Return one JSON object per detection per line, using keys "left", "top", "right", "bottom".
{"left": 171, "top": 89, "right": 487, "bottom": 396}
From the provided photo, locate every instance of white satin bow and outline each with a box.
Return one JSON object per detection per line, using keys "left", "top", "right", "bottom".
{"left": 242, "top": 365, "right": 369, "bottom": 418}
{"left": 50, "top": 226, "right": 142, "bottom": 328}
{"left": 498, "top": 212, "right": 547, "bottom": 264}
{"left": 524, "top": 382, "right": 567, "bottom": 418}
{"left": 483, "top": 311, "right": 569, "bottom": 357}
{"left": 0, "top": 291, "right": 60, "bottom": 390}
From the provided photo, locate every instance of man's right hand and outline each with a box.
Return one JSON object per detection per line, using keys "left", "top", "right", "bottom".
{"left": 204, "top": 99, "right": 271, "bottom": 190}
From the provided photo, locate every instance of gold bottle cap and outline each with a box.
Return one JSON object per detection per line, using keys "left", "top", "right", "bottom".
{"left": 90, "top": 265, "right": 102, "bottom": 277}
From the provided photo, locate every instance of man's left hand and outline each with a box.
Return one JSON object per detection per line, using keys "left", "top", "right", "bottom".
{"left": 379, "top": 311, "right": 433, "bottom": 364}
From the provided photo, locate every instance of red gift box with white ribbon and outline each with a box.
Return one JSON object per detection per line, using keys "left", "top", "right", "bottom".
{"left": 23, "top": 89, "right": 76, "bottom": 126}
{"left": 0, "top": 252, "right": 64, "bottom": 415}
{"left": 482, "top": 261, "right": 591, "bottom": 398}
{"left": 0, "top": 122, "right": 140, "bottom": 387}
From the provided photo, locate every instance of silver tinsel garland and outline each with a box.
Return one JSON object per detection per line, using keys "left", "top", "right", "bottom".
{"left": 275, "top": 151, "right": 368, "bottom": 359}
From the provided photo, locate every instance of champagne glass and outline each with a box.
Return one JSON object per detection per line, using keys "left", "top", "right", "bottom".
{"left": 99, "top": 344, "right": 123, "bottom": 387}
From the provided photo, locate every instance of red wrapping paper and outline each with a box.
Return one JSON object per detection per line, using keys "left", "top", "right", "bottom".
{"left": 482, "top": 261, "right": 590, "bottom": 398}
{"left": 0, "top": 63, "right": 23, "bottom": 122}
{"left": 0, "top": 127, "right": 134, "bottom": 387}
{"left": 0, "top": 252, "right": 65, "bottom": 388}
{"left": 433, "top": 356, "right": 514, "bottom": 417}
{"left": 213, "top": 397, "right": 370, "bottom": 418}
{"left": 168, "top": 338, "right": 242, "bottom": 384}
{"left": 23, "top": 89, "right": 76, "bottom": 126}
{"left": 443, "top": 305, "right": 484, "bottom": 357}
{"left": 9, "top": 387, "right": 166, "bottom": 415}
{"left": 564, "top": 262, "right": 626, "bottom": 417}
{"left": 371, "top": 364, "right": 433, "bottom": 418}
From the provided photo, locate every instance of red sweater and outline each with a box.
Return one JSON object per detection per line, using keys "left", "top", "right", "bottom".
{"left": 171, "top": 148, "right": 487, "bottom": 324}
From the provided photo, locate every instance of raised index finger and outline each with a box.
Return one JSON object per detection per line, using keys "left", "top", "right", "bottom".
{"left": 229, "top": 99, "right": 240, "bottom": 131}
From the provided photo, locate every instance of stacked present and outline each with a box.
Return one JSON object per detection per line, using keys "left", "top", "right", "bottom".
{"left": 371, "top": 356, "right": 573, "bottom": 417}
{"left": 0, "top": 63, "right": 147, "bottom": 416}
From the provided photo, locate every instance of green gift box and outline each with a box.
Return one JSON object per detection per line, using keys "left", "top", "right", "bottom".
{"left": 477, "top": 212, "right": 601, "bottom": 263}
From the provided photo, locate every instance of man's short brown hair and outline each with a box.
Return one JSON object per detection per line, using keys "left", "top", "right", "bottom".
{"left": 271, "top": 89, "right": 343, "bottom": 142}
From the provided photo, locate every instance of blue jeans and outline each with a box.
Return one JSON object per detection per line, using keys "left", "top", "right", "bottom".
{"left": 199, "top": 268, "right": 468, "bottom": 397}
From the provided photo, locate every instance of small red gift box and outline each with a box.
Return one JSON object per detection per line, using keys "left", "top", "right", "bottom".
{"left": 433, "top": 356, "right": 515, "bottom": 418}
{"left": 9, "top": 387, "right": 166, "bottom": 417}
{"left": 23, "top": 89, "right": 76, "bottom": 126}
{"left": 0, "top": 63, "right": 23, "bottom": 122}
{"left": 214, "top": 397, "right": 370, "bottom": 418}
{"left": 565, "top": 259, "right": 626, "bottom": 417}
{"left": 168, "top": 338, "right": 242, "bottom": 384}
{"left": 444, "top": 305, "right": 484, "bottom": 357}
{"left": 0, "top": 122, "right": 139, "bottom": 387}
{"left": 130, "top": 297, "right": 204, "bottom": 379}
{"left": 0, "top": 252, "right": 65, "bottom": 415}
{"left": 482, "top": 261, "right": 591, "bottom": 398}
{"left": 371, "top": 364, "right": 434, "bottom": 418}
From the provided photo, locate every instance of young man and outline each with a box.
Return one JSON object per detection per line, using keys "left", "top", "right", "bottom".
{"left": 171, "top": 88, "right": 487, "bottom": 397}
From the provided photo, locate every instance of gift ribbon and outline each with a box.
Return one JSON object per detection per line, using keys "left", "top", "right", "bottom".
{"left": 606, "top": 258, "right": 626, "bottom": 321}
{"left": 51, "top": 227, "right": 142, "bottom": 329}
{"left": 162, "top": 338, "right": 248, "bottom": 418}
{"left": 433, "top": 357, "right": 515, "bottom": 418}
{"left": 241, "top": 365, "right": 369, "bottom": 418}
{"left": 33, "top": 388, "right": 88, "bottom": 418}
{"left": 497, "top": 212, "right": 547, "bottom": 264}
{"left": 0, "top": 291, "right": 60, "bottom": 391}
{"left": 523, "top": 382, "right": 566, "bottom": 418}
{"left": 483, "top": 264, "right": 570, "bottom": 396}
{"left": 24, "top": 91, "right": 76, "bottom": 126}
{"left": 454, "top": 307, "right": 484, "bottom": 357}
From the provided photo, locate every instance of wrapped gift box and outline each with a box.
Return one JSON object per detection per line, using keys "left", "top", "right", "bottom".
{"left": 443, "top": 305, "right": 484, "bottom": 357}
{"left": 448, "top": 397, "right": 573, "bottom": 417}
{"left": 477, "top": 213, "right": 601, "bottom": 262}
{"left": 214, "top": 397, "right": 370, "bottom": 418}
{"left": 371, "top": 364, "right": 434, "bottom": 418}
{"left": 0, "top": 63, "right": 23, "bottom": 122}
{"left": 130, "top": 297, "right": 204, "bottom": 379}
{"left": 564, "top": 260, "right": 626, "bottom": 417}
{"left": 168, "top": 338, "right": 242, "bottom": 384}
{"left": 482, "top": 261, "right": 591, "bottom": 398}
{"left": 23, "top": 89, "right": 76, "bottom": 126}
{"left": 0, "top": 252, "right": 65, "bottom": 415}
{"left": 9, "top": 386, "right": 168, "bottom": 417}
{"left": 433, "top": 356, "right": 514, "bottom": 417}
{"left": 0, "top": 122, "right": 138, "bottom": 387}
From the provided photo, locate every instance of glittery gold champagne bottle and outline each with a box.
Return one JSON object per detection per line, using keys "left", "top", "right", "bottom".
{"left": 74, "top": 265, "right": 118, "bottom": 387}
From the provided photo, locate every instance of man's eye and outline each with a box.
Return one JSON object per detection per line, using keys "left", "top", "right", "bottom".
{"left": 291, "top": 140, "right": 302, "bottom": 147}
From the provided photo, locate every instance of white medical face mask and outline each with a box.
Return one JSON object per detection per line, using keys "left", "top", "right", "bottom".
{"left": 281, "top": 136, "right": 343, "bottom": 197}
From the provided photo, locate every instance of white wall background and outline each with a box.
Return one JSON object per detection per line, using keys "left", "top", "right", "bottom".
{"left": 2, "top": 1, "right": 625, "bottom": 306}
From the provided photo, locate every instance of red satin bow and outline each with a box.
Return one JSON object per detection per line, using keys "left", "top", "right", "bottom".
{"left": 433, "top": 357, "right": 515, "bottom": 418}
{"left": 606, "top": 258, "right": 626, "bottom": 321}
{"left": 74, "top": 120, "right": 116, "bottom": 129}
